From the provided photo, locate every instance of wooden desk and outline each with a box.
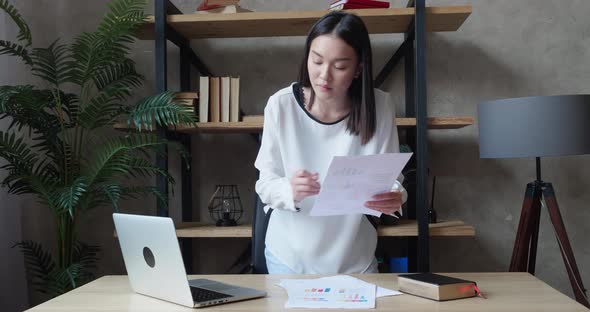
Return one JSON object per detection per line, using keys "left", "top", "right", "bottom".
{"left": 27, "top": 272, "right": 587, "bottom": 311}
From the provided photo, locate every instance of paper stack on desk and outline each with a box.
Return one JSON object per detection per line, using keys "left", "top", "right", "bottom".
{"left": 277, "top": 275, "right": 402, "bottom": 309}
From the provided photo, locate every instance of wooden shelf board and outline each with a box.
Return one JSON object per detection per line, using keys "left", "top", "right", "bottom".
{"left": 136, "top": 6, "right": 471, "bottom": 39}
{"left": 396, "top": 117, "right": 474, "bottom": 129}
{"left": 113, "top": 116, "right": 473, "bottom": 134}
{"left": 174, "top": 219, "right": 475, "bottom": 238}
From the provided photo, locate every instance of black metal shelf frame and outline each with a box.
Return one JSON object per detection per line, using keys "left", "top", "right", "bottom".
{"left": 152, "top": 0, "right": 430, "bottom": 273}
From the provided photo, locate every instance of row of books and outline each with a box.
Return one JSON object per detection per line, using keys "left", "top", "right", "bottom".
{"left": 329, "top": 0, "right": 390, "bottom": 10}
{"left": 198, "top": 76, "right": 240, "bottom": 123}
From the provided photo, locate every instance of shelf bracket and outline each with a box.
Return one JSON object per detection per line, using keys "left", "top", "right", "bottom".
{"left": 165, "top": 0, "right": 182, "bottom": 15}
{"left": 374, "top": 30, "right": 414, "bottom": 88}
{"left": 166, "top": 26, "right": 214, "bottom": 77}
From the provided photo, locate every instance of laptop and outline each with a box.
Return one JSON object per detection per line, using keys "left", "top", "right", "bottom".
{"left": 113, "top": 213, "right": 266, "bottom": 308}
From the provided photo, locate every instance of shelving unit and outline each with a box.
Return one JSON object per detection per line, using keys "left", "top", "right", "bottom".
{"left": 175, "top": 220, "right": 475, "bottom": 238}
{"left": 141, "top": 0, "right": 473, "bottom": 273}
{"left": 115, "top": 116, "right": 474, "bottom": 133}
{"left": 136, "top": 7, "right": 471, "bottom": 39}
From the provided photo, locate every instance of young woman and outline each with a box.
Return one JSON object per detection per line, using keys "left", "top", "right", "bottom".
{"left": 254, "top": 11, "right": 406, "bottom": 274}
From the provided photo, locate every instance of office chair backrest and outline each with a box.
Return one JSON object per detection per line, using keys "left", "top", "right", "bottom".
{"left": 251, "top": 194, "right": 273, "bottom": 274}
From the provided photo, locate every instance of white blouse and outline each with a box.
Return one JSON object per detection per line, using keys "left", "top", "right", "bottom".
{"left": 254, "top": 83, "right": 406, "bottom": 274}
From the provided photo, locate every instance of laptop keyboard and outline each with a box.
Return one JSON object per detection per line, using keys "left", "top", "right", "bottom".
{"left": 190, "top": 286, "right": 233, "bottom": 303}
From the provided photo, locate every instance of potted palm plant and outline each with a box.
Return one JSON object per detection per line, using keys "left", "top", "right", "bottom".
{"left": 0, "top": 0, "right": 194, "bottom": 298}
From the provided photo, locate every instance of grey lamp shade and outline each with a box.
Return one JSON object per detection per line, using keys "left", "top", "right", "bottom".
{"left": 478, "top": 95, "right": 590, "bottom": 158}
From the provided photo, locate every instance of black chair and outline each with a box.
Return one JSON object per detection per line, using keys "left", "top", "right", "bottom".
{"left": 251, "top": 194, "right": 273, "bottom": 274}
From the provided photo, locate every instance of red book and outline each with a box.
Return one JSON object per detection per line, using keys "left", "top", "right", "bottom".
{"left": 331, "top": 3, "right": 388, "bottom": 10}
{"left": 197, "top": 0, "right": 221, "bottom": 11}
{"left": 330, "top": 0, "right": 390, "bottom": 8}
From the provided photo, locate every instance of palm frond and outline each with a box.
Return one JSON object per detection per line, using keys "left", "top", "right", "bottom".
{"left": 60, "top": 92, "right": 81, "bottom": 124}
{"left": 69, "top": 0, "right": 145, "bottom": 87}
{"left": 72, "top": 242, "right": 100, "bottom": 271}
{"left": 31, "top": 40, "right": 71, "bottom": 86}
{"left": 68, "top": 32, "right": 107, "bottom": 86}
{"left": 52, "top": 129, "right": 80, "bottom": 184}
{"left": 77, "top": 60, "right": 143, "bottom": 129}
{"left": 54, "top": 177, "right": 88, "bottom": 217}
{"left": 0, "top": 131, "right": 41, "bottom": 194}
{"left": 26, "top": 160, "right": 60, "bottom": 208}
{"left": 89, "top": 179, "right": 172, "bottom": 212}
{"left": 0, "top": 85, "right": 64, "bottom": 134}
{"left": 13, "top": 240, "right": 96, "bottom": 297}
{"left": 12, "top": 240, "right": 56, "bottom": 292}
{"left": 0, "top": 86, "right": 68, "bottom": 181}
{"left": 127, "top": 156, "right": 174, "bottom": 182}
{"left": 128, "top": 91, "right": 197, "bottom": 131}
{"left": 0, "top": 85, "right": 33, "bottom": 112}
{"left": 93, "top": 60, "right": 143, "bottom": 101}
{"left": 0, "top": 0, "right": 32, "bottom": 46}
{"left": 0, "top": 40, "right": 31, "bottom": 64}
{"left": 46, "top": 263, "right": 84, "bottom": 296}
{"left": 99, "top": 0, "right": 146, "bottom": 44}
{"left": 98, "top": 183, "right": 122, "bottom": 211}
{"left": 85, "top": 133, "right": 167, "bottom": 186}
{"left": 78, "top": 93, "right": 125, "bottom": 130}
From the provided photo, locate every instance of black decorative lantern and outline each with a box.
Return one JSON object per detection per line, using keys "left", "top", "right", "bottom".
{"left": 207, "top": 184, "right": 243, "bottom": 226}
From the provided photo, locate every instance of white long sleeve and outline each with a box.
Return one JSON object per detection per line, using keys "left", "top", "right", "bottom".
{"left": 253, "top": 83, "right": 407, "bottom": 274}
{"left": 254, "top": 100, "right": 297, "bottom": 212}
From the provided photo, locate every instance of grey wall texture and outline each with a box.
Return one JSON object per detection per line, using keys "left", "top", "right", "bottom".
{"left": 1, "top": 0, "right": 589, "bottom": 310}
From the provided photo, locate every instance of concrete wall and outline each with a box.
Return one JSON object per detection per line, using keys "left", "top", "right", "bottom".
{"left": 1, "top": 0, "right": 589, "bottom": 310}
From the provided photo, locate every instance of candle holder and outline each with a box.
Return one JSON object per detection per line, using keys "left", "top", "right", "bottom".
{"left": 207, "top": 184, "right": 243, "bottom": 226}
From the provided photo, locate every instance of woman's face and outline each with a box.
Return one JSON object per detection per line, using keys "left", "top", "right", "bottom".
{"left": 307, "top": 34, "right": 359, "bottom": 103}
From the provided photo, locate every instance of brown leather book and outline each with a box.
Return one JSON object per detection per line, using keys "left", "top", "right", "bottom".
{"left": 398, "top": 273, "right": 479, "bottom": 301}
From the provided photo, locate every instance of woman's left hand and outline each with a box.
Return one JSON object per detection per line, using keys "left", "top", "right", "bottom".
{"left": 364, "top": 191, "right": 403, "bottom": 215}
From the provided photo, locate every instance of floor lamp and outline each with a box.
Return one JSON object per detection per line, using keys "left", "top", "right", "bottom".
{"left": 478, "top": 95, "right": 590, "bottom": 308}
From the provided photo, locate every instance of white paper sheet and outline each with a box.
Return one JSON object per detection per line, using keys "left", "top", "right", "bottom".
{"left": 277, "top": 275, "right": 402, "bottom": 309}
{"left": 310, "top": 153, "right": 412, "bottom": 217}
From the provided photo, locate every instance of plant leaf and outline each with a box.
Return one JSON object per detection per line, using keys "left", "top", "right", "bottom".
{"left": 54, "top": 177, "right": 88, "bottom": 217}
{"left": 0, "top": 0, "right": 32, "bottom": 46}
{"left": 72, "top": 241, "right": 100, "bottom": 270}
{"left": 128, "top": 91, "right": 196, "bottom": 131}
{"left": 85, "top": 133, "right": 166, "bottom": 186}
{"left": 99, "top": 183, "right": 122, "bottom": 211}
{"left": 69, "top": 0, "right": 145, "bottom": 87}
{"left": 12, "top": 240, "right": 56, "bottom": 293}
{"left": 0, "top": 40, "right": 31, "bottom": 64}
{"left": 0, "top": 131, "right": 40, "bottom": 194}
{"left": 31, "top": 40, "right": 71, "bottom": 86}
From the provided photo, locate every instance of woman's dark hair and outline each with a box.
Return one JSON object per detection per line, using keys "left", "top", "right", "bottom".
{"left": 298, "top": 11, "right": 375, "bottom": 144}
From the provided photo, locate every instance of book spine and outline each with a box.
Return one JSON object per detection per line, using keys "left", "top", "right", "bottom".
{"left": 221, "top": 77, "right": 230, "bottom": 122}
{"left": 230, "top": 77, "right": 240, "bottom": 122}
{"left": 209, "top": 77, "right": 220, "bottom": 122}
{"left": 199, "top": 76, "right": 209, "bottom": 122}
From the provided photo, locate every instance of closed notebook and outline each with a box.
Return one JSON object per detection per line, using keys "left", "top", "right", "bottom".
{"left": 397, "top": 273, "right": 480, "bottom": 301}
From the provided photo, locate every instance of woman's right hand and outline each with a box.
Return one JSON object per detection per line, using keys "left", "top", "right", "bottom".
{"left": 291, "top": 170, "right": 321, "bottom": 203}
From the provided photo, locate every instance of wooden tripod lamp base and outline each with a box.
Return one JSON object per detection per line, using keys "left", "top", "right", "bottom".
{"left": 509, "top": 181, "right": 589, "bottom": 308}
